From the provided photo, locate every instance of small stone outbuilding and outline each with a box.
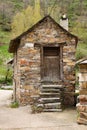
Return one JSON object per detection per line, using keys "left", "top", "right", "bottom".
{"left": 76, "top": 57, "right": 87, "bottom": 125}
{"left": 9, "top": 15, "right": 78, "bottom": 111}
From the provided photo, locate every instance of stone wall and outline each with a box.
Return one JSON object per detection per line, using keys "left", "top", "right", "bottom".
{"left": 77, "top": 64, "right": 87, "bottom": 125}
{"left": 63, "top": 39, "right": 76, "bottom": 106}
{"left": 14, "top": 44, "right": 41, "bottom": 105}
{"left": 13, "top": 16, "right": 76, "bottom": 106}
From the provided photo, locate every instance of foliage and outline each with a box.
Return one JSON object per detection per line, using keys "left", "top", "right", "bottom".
{"left": 12, "top": 0, "right": 42, "bottom": 38}
{"left": 0, "top": 66, "right": 13, "bottom": 85}
{"left": 0, "top": 26, "right": 11, "bottom": 44}
{"left": 10, "top": 101, "right": 19, "bottom": 108}
{"left": 0, "top": 45, "right": 12, "bottom": 85}
{"left": 76, "top": 43, "right": 87, "bottom": 60}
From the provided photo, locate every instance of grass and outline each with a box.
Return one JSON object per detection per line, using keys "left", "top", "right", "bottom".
{"left": 0, "top": 45, "right": 12, "bottom": 85}
{"left": 76, "top": 42, "right": 87, "bottom": 60}
{"left": 0, "top": 67, "right": 13, "bottom": 85}
{"left": 0, "top": 26, "right": 11, "bottom": 44}
{"left": 0, "top": 45, "right": 12, "bottom": 58}
{"left": 0, "top": 23, "right": 13, "bottom": 85}
{"left": 10, "top": 101, "right": 19, "bottom": 108}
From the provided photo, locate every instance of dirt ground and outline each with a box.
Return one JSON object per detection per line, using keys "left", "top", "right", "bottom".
{"left": 0, "top": 90, "right": 86, "bottom": 130}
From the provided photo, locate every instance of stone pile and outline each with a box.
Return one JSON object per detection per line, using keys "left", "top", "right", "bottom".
{"left": 76, "top": 61, "right": 87, "bottom": 125}
{"left": 77, "top": 95, "right": 87, "bottom": 125}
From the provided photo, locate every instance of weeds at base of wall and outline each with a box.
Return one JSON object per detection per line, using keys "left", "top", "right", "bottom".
{"left": 77, "top": 110, "right": 80, "bottom": 119}
{"left": 0, "top": 77, "right": 12, "bottom": 86}
{"left": 10, "top": 101, "right": 19, "bottom": 108}
{"left": 31, "top": 105, "right": 43, "bottom": 113}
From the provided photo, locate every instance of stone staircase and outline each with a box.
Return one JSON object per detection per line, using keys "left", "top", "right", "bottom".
{"left": 37, "top": 84, "right": 63, "bottom": 112}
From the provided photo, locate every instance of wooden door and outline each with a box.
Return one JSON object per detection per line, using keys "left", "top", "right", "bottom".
{"left": 42, "top": 47, "right": 60, "bottom": 82}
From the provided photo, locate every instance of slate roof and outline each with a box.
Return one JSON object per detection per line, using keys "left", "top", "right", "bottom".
{"left": 9, "top": 15, "right": 78, "bottom": 53}
{"left": 76, "top": 57, "right": 87, "bottom": 64}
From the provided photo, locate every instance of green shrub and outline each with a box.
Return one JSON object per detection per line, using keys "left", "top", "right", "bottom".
{"left": 10, "top": 101, "right": 19, "bottom": 108}
{"left": 76, "top": 43, "right": 87, "bottom": 60}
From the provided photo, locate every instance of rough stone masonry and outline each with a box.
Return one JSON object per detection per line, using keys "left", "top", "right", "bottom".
{"left": 9, "top": 16, "right": 78, "bottom": 108}
{"left": 76, "top": 59, "right": 87, "bottom": 125}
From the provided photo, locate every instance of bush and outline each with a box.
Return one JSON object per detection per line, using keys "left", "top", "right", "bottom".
{"left": 10, "top": 101, "right": 19, "bottom": 108}
{"left": 76, "top": 43, "right": 87, "bottom": 60}
{"left": 76, "top": 49, "right": 85, "bottom": 60}
{"left": 2, "top": 24, "right": 11, "bottom": 32}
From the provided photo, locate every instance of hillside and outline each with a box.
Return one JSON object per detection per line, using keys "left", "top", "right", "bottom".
{"left": 0, "top": 0, "right": 87, "bottom": 84}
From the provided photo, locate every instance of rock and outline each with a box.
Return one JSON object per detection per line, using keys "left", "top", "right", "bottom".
{"left": 80, "top": 112, "right": 87, "bottom": 120}
{"left": 76, "top": 103, "right": 87, "bottom": 112}
{"left": 80, "top": 82, "right": 87, "bottom": 89}
{"left": 77, "top": 117, "right": 87, "bottom": 125}
{"left": 63, "top": 93, "right": 74, "bottom": 106}
{"left": 79, "top": 90, "right": 87, "bottom": 95}
{"left": 78, "top": 95, "right": 87, "bottom": 100}
{"left": 67, "top": 62, "right": 75, "bottom": 66}
{"left": 78, "top": 95, "right": 87, "bottom": 105}
{"left": 37, "top": 104, "right": 44, "bottom": 108}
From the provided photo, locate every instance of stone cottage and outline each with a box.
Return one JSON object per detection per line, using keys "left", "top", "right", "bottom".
{"left": 76, "top": 57, "right": 87, "bottom": 124}
{"left": 9, "top": 15, "right": 78, "bottom": 112}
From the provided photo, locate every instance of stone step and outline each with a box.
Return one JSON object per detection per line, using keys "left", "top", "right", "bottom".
{"left": 44, "top": 102, "right": 61, "bottom": 109}
{"left": 40, "top": 92, "right": 60, "bottom": 97}
{"left": 38, "top": 97, "right": 61, "bottom": 103}
{"left": 41, "top": 85, "right": 63, "bottom": 89}
{"left": 41, "top": 89, "right": 61, "bottom": 93}
{"left": 43, "top": 109, "right": 62, "bottom": 112}
{"left": 36, "top": 84, "right": 63, "bottom": 112}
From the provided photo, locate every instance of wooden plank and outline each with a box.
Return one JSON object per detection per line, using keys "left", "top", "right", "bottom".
{"left": 41, "top": 46, "right": 64, "bottom": 82}
{"left": 41, "top": 46, "right": 44, "bottom": 79}
{"left": 44, "top": 47, "right": 60, "bottom": 56}
{"left": 60, "top": 46, "right": 63, "bottom": 80}
{"left": 43, "top": 56, "right": 60, "bottom": 81}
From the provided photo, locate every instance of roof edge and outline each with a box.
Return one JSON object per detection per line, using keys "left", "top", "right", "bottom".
{"left": 9, "top": 15, "right": 78, "bottom": 53}
{"left": 76, "top": 57, "right": 87, "bottom": 65}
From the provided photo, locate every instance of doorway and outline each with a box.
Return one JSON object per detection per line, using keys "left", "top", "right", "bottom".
{"left": 42, "top": 47, "right": 60, "bottom": 82}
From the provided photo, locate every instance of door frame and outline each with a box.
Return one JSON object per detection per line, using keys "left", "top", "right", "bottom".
{"left": 41, "top": 43, "right": 65, "bottom": 82}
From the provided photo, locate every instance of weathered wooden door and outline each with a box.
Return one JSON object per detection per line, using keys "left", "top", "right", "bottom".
{"left": 42, "top": 47, "right": 60, "bottom": 82}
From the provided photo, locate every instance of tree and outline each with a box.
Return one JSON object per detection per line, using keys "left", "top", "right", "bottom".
{"left": 11, "top": 12, "right": 25, "bottom": 38}
{"left": 11, "top": 0, "right": 42, "bottom": 38}
{"left": 0, "top": 1, "right": 14, "bottom": 23}
{"left": 33, "top": 0, "right": 42, "bottom": 24}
